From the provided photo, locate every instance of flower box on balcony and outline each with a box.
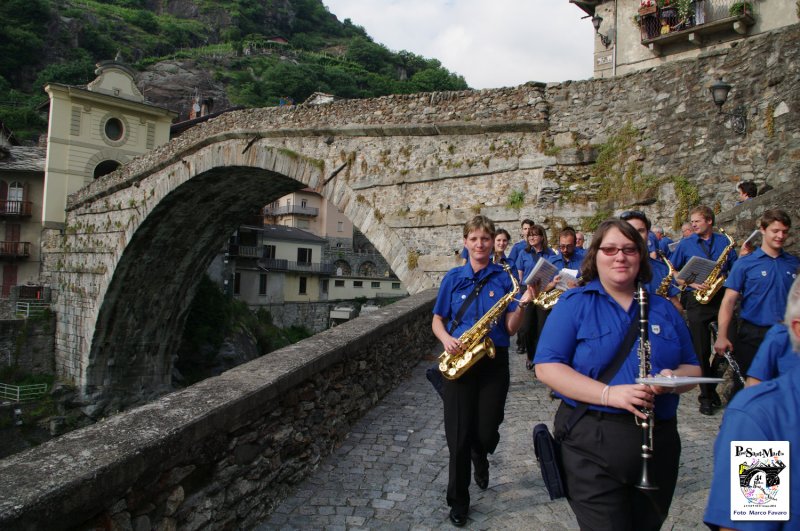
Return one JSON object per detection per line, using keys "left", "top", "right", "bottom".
{"left": 639, "top": 5, "right": 657, "bottom": 15}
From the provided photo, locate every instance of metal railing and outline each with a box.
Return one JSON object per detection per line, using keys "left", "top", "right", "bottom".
{"left": 639, "top": 0, "right": 756, "bottom": 42}
{"left": 0, "top": 383, "right": 48, "bottom": 403}
{"left": 0, "top": 200, "right": 33, "bottom": 216}
{"left": 0, "top": 241, "right": 31, "bottom": 257}
{"left": 263, "top": 205, "right": 319, "bottom": 217}
{"left": 260, "top": 258, "right": 334, "bottom": 274}
{"left": 15, "top": 301, "right": 51, "bottom": 318}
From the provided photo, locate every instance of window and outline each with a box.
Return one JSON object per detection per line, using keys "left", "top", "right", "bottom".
{"left": 297, "top": 248, "right": 312, "bottom": 264}
{"left": 299, "top": 276, "right": 307, "bottom": 294}
{"left": 259, "top": 274, "right": 267, "bottom": 295}
{"left": 371, "top": 281, "right": 380, "bottom": 288}
{"left": 353, "top": 281, "right": 363, "bottom": 288}
{"left": 334, "top": 279, "right": 345, "bottom": 287}
{"left": 337, "top": 221, "right": 344, "bottom": 232}
{"left": 233, "top": 272, "right": 241, "bottom": 295}
{"left": 7, "top": 182, "right": 23, "bottom": 214}
{"left": 94, "top": 160, "right": 121, "bottom": 179}
{"left": 321, "top": 279, "right": 328, "bottom": 294}
{"left": 392, "top": 282, "right": 401, "bottom": 289}
{"left": 104, "top": 117, "right": 124, "bottom": 141}
{"left": 301, "top": 199, "right": 307, "bottom": 208}
{"left": 264, "top": 245, "right": 276, "bottom": 259}
{"left": 297, "top": 219, "right": 310, "bottom": 229}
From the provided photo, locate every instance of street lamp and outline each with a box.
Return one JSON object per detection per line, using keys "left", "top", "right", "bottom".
{"left": 591, "top": 14, "right": 613, "bottom": 48}
{"left": 709, "top": 78, "right": 747, "bottom": 135}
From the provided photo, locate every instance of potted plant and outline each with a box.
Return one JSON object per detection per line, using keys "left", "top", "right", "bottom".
{"left": 659, "top": 0, "right": 678, "bottom": 29}
{"left": 675, "top": 0, "right": 695, "bottom": 28}
{"left": 729, "top": 1, "right": 752, "bottom": 16}
{"left": 639, "top": 0, "right": 657, "bottom": 15}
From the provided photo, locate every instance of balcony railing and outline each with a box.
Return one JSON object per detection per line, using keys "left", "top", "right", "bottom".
{"left": 260, "top": 258, "right": 334, "bottom": 275}
{"left": 0, "top": 241, "right": 31, "bottom": 258}
{"left": 639, "top": 0, "right": 756, "bottom": 51}
{"left": 228, "top": 244, "right": 262, "bottom": 258}
{"left": 262, "top": 205, "right": 319, "bottom": 217}
{"left": 0, "top": 200, "right": 33, "bottom": 217}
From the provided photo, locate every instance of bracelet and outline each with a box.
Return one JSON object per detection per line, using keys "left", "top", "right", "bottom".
{"left": 601, "top": 385, "right": 610, "bottom": 407}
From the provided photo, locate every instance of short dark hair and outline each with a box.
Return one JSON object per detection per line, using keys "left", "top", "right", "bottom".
{"left": 737, "top": 181, "right": 757, "bottom": 198}
{"left": 558, "top": 227, "right": 576, "bottom": 242}
{"left": 619, "top": 210, "right": 651, "bottom": 231}
{"left": 760, "top": 209, "right": 791, "bottom": 229}
{"left": 580, "top": 219, "right": 652, "bottom": 284}
{"left": 521, "top": 218, "right": 535, "bottom": 227}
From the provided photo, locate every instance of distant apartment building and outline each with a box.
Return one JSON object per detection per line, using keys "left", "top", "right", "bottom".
{"left": 0, "top": 128, "right": 45, "bottom": 297}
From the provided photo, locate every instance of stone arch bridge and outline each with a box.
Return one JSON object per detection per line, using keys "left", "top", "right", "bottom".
{"left": 43, "top": 25, "right": 800, "bottom": 405}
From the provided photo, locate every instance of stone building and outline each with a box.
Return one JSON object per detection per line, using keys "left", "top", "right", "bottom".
{"left": 574, "top": 0, "right": 799, "bottom": 78}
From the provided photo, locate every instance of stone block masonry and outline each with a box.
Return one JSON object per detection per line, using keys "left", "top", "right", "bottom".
{"left": 0, "top": 290, "right": 437, "bottom": 530}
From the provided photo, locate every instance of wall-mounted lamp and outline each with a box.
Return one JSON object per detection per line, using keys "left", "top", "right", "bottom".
{"left": 591, "top": 14, "right": 613, "bottom": 48}
{"left": 709, "top": 78, "right": 747, "bottom": 135}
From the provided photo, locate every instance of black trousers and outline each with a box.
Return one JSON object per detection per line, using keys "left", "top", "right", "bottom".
{"left": 443, "top": 347, "right": 510, "bottom": 512}
{"left": 730, "top": 320, "right": 770, "bottom": 394}
{"left": 556, "top": 403, "right": 680, "bottom": 531}
{"left": 524, "top": 306, "right": 551, "bottom": 363}
{"left": 684, "top": 290, "right": 724, "bottom": 400}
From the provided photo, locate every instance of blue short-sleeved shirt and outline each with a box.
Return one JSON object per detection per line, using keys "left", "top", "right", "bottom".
{"left": 704, "top": 365, "right": 800, "bottom": 529}
{"left": 723, "top": 248, "right": 800, "bottom": 326}
{"left": 647, "top": 257, "right": 680, "bottom": 299}
{"left": 670, "top": 232, "right": 738, "bottom": 291}
{"left": 517, "top": 247, "right": 556, "bottom": 283}
{"left": 548, "top": 251, "right": 585, "bottom": 274}
{"left": 658, "top": 237, "right": 673, "bottom": 257}
{"left": 747, "top": 323, "right": 800, "bottom": 382}
{"left": 507, "top": 240, "right": 527, "bottom": 265}
{"left": 647, "top": 232, "right": 658, "bottom": 254}
{"left": 433, "top": 262, "right": 520, "bottom": 348}
{"left": 534, "top": 279, "right": 698, "bottom": 419}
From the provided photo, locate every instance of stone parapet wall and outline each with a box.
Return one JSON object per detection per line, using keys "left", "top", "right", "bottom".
{"left": 260, "top": 301, "right": 333, "bottom": 333}
{"left": 0, "top": 291, "right": 437, "bottom": 530}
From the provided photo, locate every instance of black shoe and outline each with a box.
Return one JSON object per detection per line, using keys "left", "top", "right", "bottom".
{"left": 449, "top": 508, "right": 467, "bottom": 527}
{"left": 710, "top": 391, "right": 722, "bottom": 407}
{"left": 525, "top": 360, "right": 534, "bottom": 371}
{"left": 472, "top": 451, "right": 489, "bottom": 490}
{"left": 699, "top": 400, "right": 714, "bottom": 416}
{"left": 516, "top": 347, "right": 526, "bottom": 355}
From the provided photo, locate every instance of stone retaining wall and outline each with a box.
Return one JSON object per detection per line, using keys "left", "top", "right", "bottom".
{"left": 0, "top": 315, "right": 55, "bottom": 375}
{"left": 0, "top": 291, "right": 438, "bottom": 530}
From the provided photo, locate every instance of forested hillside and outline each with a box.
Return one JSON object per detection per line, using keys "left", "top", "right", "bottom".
{"left": 0, "top": 0, "right": 468, "bottom": 143}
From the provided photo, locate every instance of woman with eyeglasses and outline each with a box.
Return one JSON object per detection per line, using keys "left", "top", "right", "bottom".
{"left": 517, "top": 225, "right": 556, "bottom": 369}
{"left": 534, "top": 219, "right": 700, "bottom": 531}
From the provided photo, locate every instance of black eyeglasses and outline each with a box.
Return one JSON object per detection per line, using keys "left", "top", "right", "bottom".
{"left": 598, "top": 246, "right": 639, "bottom": 256}
{"left": 619, "top": 210, "right": 645, "bottom": 220}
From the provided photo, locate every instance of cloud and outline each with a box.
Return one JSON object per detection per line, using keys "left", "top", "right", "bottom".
{"left": 323, "top": 0, "right": 594, "bottom": 89}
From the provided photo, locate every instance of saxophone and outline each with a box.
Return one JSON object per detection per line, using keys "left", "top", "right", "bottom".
{"left": 532, "top": 287, "right": 564, "bottom": 309}
{"left": 694, "top": 227, "right": 736, "bottom": 304}
{"left": 438, "top": 263, "right": 520, "bottom": 380}
{"left": 655, "top": 251, "right": 677, "bottom": 299}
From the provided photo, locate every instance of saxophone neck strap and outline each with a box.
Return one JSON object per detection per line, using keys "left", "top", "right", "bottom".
{"left": 558, "top": 312, "right": 640, "bottom": 439}
{"left": 447, "top": 272, "right": 495, "bottom": 335}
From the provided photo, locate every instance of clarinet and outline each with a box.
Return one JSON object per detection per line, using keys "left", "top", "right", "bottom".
{"left": 635, "top": 282, "right": 658, "bottom": 491}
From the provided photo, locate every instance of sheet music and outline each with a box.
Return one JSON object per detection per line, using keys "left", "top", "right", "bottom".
{"left": 676, "top": 256, "right": 717, "bottom": 285}
{"left": 743, "top": 229, "right": 761, "bottom": 248}
{"left": 556, "top": 269, "right": 579, "bottom": 290}
{"left": 524, "top": 257, "right": 558, "bottom": 287}
{"left": 636, "top": 376, "right": 725, "bottom": 387}
{"left": 668, "top": 241, "right": 679, "bottom": 252}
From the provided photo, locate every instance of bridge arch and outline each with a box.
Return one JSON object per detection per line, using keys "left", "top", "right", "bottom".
{"left": 48, "top": 136, "right": 433, "bottom": 406}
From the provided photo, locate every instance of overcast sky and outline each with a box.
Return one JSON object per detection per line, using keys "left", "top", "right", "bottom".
{"left": 323, "top": 0, "right": 595, "bottom": 89}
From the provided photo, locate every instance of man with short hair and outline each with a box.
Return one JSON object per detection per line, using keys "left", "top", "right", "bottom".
{"left": 680, "top": 222, "right": 692, "bottom": 239}
{"left": 704, "top": 274, "right": 800, "bottom": 530}
{"left": 575, "top": 231, "right": 585, "bottom": 249}
{"left": 670, "top": 205, "right": 738, "bottom": 415}
{"left": 508, "top": 219, "right": 534, "bottom": 353}
{"left": 507, "top": 219, "right": 534, "bottom": 266}
{"left": 653, "top": 226, "right": 673, "bottom": 257}
{"left": 735, "top": 180, "right": 757, "bottom": 205}
{"left": 714, "top": 209, "right": 799, "bottom": 399}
